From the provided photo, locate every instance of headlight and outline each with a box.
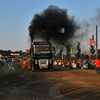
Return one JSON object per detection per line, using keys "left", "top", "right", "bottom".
{"left": 50, "top": 59, "right": 52, "bottom": 63}
{"left": 35, "top": 60, "right": 37, "bottom": 64}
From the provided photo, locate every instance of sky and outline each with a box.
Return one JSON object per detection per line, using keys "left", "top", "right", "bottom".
{"left": 0, "top": 0, "right": 100, "bottom": 53}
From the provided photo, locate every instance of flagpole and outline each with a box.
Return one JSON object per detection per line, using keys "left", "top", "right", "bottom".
{"left": 96, "top": 25, "right": 98, "bottom": 59}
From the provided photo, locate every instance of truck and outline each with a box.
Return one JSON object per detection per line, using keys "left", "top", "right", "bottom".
{"left": 30, "top": 41, "right": 55, "bottom": 72}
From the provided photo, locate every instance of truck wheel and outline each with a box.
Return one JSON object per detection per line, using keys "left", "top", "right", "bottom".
{"left": 32, "top": 67, "right": 36, "bottom": 72}
{"left": 70, "top": 66, "right": 73, "bottom": 69}
{"left": 49, "top": 68, "right": 53, "bottom": 72}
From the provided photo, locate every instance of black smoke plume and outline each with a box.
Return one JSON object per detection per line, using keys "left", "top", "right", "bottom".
{"left": 29, "top": 5, "right": 79, "bottom": 45}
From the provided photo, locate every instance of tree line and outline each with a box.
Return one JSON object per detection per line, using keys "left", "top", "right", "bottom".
{"left": 54, "top": 41, "right": 100, "bottom": 60}
{"left": 0, "top": 50, "right": 25, "bottom": 57}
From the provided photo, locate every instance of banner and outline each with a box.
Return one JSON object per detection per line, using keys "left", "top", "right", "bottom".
{"left": 91, "top": 61, "right": 95, "bottom": 66}
{"left": 93, "top": 40, "right": 99, "bottom": 47}
{"left": 26, "top": 49, "right": 30, "bottom": 53}
{"left": 11, "top": 53, "right": 19, "bottom": 56}
{"left": 90, "top": 38, "right": 99, "bottom": 47}
{"left": 88, "top": 52, "right": 92, "bottom": 58}
{"left": 90, "top": 38, "right": 93, "bottom": 46}
{"left": 70, "top": 48, "right": 75, "bottom": 57}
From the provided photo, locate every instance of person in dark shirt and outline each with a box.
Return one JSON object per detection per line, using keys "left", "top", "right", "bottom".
{"left": 1, "top": 59, "right": 4, "bottom": 66}
{"left": 7, "top": 58, "right": 12, "bottom": 69}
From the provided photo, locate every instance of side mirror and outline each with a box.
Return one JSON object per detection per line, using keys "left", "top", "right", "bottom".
{"left": 50, "top": 47, "right": 55, "bottom": 51}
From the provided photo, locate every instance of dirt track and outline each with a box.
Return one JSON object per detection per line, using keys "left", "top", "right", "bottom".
{"left": 0, "top": 63, "right": 100, "bottom": 100}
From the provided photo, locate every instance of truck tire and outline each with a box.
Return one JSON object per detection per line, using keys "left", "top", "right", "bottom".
{"left": 70, "top": 66, "right": 73, "bottom": 69}
{"left": 49, "top": 68, "right": 53, "bottom": 72}
{"left": 32, "top": 67, "right": 36, "bottom": 72}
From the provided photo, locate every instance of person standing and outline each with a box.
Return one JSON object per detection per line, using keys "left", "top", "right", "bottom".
{"left": 89, "top": 58, "right": 100, "bottom": 75}
{"left": 87, "top": 59, "right": 91, "bottom": 69}
{"left": 7, "top": 57, "right": 14, "bottom": 70}
{"left": 77, "top": 58, "right": 81, "bottom": 68}
{"left": 7, "top": 58, "right": 11, "bottom": 69}
{"left": 1, "top": 59, "right": 4, "bottom": 66}
{"left": 72, "top": 60, "right": 77, "bottom": 68}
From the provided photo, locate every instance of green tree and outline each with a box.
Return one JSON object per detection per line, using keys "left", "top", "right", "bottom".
{"left": 0, "top": 50, "right": 3, "bottom": 55}
{"left": 66, "top": 44, "right": 70, "bottom": 59}
{"left": 7, "top": 50, "right": 12, "bottom": 56}
{"left": 60, "top": 47, "right": 62, "bottom": 60}
{"left": 19, "top": 50, "right": 23, "bottom": 56}
{"left": 14, "top": 51, "right": 19, "bottom": 53}
{"left": 3, "top": 50, "right": 7, "bottom": 56}
{"left": 77, "top": 42, "right": 81, "bottom": 59}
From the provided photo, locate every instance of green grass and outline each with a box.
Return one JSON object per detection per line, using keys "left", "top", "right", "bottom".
{"left": 83, "top": 68, "right": 96, "bottom": 72}
{"left": 54, "top": 65, "right": 70, "bottom": 68}
{"left": 0, "top": 62, "right": 8, "bottom": 76}
{"left": 0, "top": 64, "right": 3, "bottom": 73}
{"left": 54, "top": 65, "right": 97, "bottom": 72}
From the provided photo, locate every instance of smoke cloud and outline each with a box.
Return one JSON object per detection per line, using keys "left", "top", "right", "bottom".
{"left": 29, "top": 5, "right": 79, "bottom": 46}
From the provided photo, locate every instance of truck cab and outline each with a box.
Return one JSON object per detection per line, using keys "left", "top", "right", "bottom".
{"left": 30, "top": 42, "right": 55, "bottom": 72}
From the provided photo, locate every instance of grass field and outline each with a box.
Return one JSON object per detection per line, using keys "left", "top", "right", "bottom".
{"left": 83, "top": 68, "right": 96, "bottom": 72}
{"left": 54, "top": 65, "right": 97, "bottom": 72}
{"left": 0, "top": 62, "right": 8, "bottom": 76}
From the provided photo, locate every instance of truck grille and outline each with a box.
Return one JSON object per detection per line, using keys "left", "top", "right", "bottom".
{"left": 40, "top": 60, "right": 46, "bottom": 64}
{"left": 37, "top": 56, "right": 50, "bottom": 58}
{"left": 38, "top": 59, "right": 49, "bottom": 68}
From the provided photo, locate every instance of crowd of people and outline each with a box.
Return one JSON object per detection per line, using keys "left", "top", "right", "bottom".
{"left": 0, "top": 57, "right": 22, "bottom": 70}
{"left": 54, "top": 58, "right": 100, "bottom": 75}
{"left": 6, "top": 57, "right": 15, "bottom": 70}
{"left": 54, "top": 59, "right": 96, "bottom": 69}
{"left": 0, "top": 56, "right": 100, "bottom": 75}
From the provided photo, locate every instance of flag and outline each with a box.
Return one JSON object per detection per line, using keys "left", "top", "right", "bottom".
{"left": 93, "top": 40, "right": 99, "bottom": 47}
{"left": 90, "top": 38, "right": 93, "bottom": 46}
{"left": 70, "top": 48, "right": 75, "bottom": 57}
{"left": 70, "top": 48, "right": 73, "bottom": 53}
{"left": 88, "top": 52, "right": 92, "bottom": 58}
{"left": 26, "top": 49, "right": 30, "bottom": 53}
{"left": 91, "top": 61, "right": 95, "bottom": 66}
{"left": 90, "top": 37, "right": 99, "bottom": 47}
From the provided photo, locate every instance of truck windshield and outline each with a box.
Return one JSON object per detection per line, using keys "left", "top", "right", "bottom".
{"left": 35, "top": 46, "right": 50, "bottom": 54}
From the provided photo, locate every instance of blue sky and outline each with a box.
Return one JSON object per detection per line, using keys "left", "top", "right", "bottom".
{"left": 0, "top": 0, "right": 100, "bottom": 52}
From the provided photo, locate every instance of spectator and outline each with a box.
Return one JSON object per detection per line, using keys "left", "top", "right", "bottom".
{"left": 1, "top": 59, "right": 4, "bottom": 66}
{"left": 71, "top": 60, "right": 77, "bottom": 68}
{"left": 77, "top": 59, "right": 81, "bottom": 68}
{"left": 29, "top": 57, "right": 32, "bottom": 62}
{"left": 7, "top": 58, "right": 12, "bottom": 70}
{"left": 88, "top": 60, "right": 91, "bottom": 69}
{"left": 89, "top": 58, "right": 100, "bottom": 75}
{"left": 70, "top": 60, "right": 73, "bottom": 69}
